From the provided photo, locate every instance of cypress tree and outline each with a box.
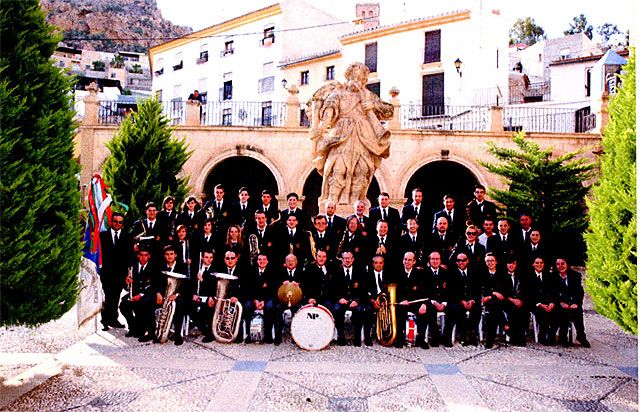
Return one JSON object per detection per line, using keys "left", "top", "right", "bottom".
{"left": 481, "top": 132, "right": 595, "bottom": 259}
{"left": 103, "top": 98, "right": 191, "bottom": 221}
{"left": 585, "top": 50, "right": 636, "bottom": 334}
{"left": 0, "top": 1, "right": 82, "bottom": 325}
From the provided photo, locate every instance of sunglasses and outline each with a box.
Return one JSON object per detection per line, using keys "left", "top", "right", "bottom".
{"left": 224, "top": 256, "right": 236, "bottom": 260}
{"left": 113, "top": 220, "right": 124, "bottom": 224}
{"left": 466, "top": 232, "right": 477, "bottom": 235}
{"left": 456, "top": 258, "right": 468, "bottom": 262}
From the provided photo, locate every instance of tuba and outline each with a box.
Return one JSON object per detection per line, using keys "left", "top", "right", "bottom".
{"left": 212, "top": 273, "right": 243, "bottom": 343}
{"left": 155, "top": 271, "right": 187, "bottom": 343}
{"left": 375, "top": 283, "right": 397, "bottom": 346}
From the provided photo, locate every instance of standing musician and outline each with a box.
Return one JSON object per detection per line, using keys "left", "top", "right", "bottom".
{"left": 401, "top": 188, "right": 430, "bottom": 233}
{"left": 256, "top": 190, "right": 279, "bottom": 225}
{"left": 502, "top": 256, "right": 528, "bottom": 346}
{"left": 231, "top": 187, "right": 255, "bottom": 228}
{"left": 190, "top": 250, "right": 217, "bottom": 343}
{"left": 121, "top": 245, "right": 154, "bottom": 339}
{"left": 480, "top": 253, "right": 510, "bottom": 349}
{"left": 347, "top": 200, "right": 370, "bottom": 237}
{"left": 242, "top": 253, "right": 278, "bottom": 344}
{"left": 363, "top": 254, "right": 389, "bottom": 346}
{"left": 194, "top": 218, "right": 217, "bottom": 259}
{"left": 426, "top": 251, "right": 448, "bottom": 347}
{"left": 311, "top": 215, "right": 339, "bottom": 264}
{"left": 201, "top": 184, "right": 232, "bottom": 242}
{"left": 368, "top": 192, "right": 402, "bottom": 236}
{"left": 526, "top": 256, "right": 557, "bottom": 346}
{"left": 280, "top": 192, "right": 310, "bottom": 230}
{"left": 331, "top": 251, "right": 366, "bottom": 346}
{"left": 338, "top": 216, "right": 368, "bottom": 268}
{"left": 323, "top": 200, "right": 346, "bottom": 238}
{"left": 399, "top": 218, "right": 426, "bottom": 269}
{"left": 427, "top": 217, "right": 456, "bottom": 268}
{"left": 131, "top": 201, "right": 164, "bottom": 263}
{"left": 395, "top": 252, "right": 431, "bottom": 349}
{"left": 172, "top": 224, "right": 194, "bottom": 277}
{"left": 175, "top": 196, "right": 201, "bottom": 237}
{"left": 367, "top": 220, "right": 398, "bottom": 271}
{"left": 247, "top": 210, "right": 276, "bottom": 262}
{"left": 278, "top": 215, "right": 311, "bottom": 266}
{"left": 158, "top": 195, "right": 178, "bottom": 242}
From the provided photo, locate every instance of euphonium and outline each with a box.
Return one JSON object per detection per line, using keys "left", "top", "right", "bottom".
{"left": 376, "top": 283, "right": 397, "bottom": 346}
{"left": 248, "top": 234, "right": 260, "bottom": 266}
{"left": 155, "top": 271, "right": 186, "bottom": 343}
{"left": 212, "top": 273, "right": 243, "bottom": 343}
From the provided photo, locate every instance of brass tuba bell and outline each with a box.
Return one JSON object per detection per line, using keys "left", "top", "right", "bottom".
{"left": 375, "top": 283, "right": 397, "bottom": 346}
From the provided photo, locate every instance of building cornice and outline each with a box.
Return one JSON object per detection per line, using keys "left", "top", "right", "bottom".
{"left": 340, "top": 10, "right": 471, "bottom": 45}
{"left": 280, "top": 50, "right": 341, "bottom": 68}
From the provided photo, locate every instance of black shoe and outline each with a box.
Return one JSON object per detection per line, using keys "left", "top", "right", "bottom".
{"left": 244, "top": 336, "right": 252, "bottom": 344}
{"left": 202, "top": 335, "right": 214, "bottom": 343}
{"left": 273, "top": 336, "right": 282, "bottom": 346}
{"left": 364, "top": 338, "right": 373, "bottom": 347}
{"left": 577, "top": 337, "right": 591, "bottom": 348}
{"left": 443, "top": 340, "right": 453, "bottom": 348}
{"left": 337, "top": 338, "right": 347, "bottom": 346}
{"left": 234, "top": 335, "right": 243, "bottom": 344}
{"left": 110, "top": 321, "right": 126, "bottom": 329}
{"left": 558, "top": 338, "right": 570, "bottom": 347}
{"left": 483, "top": 341, "right": 494, "bottom": 349}
{"left": 174, "top": 336, "right": 184, "bottom": 346}
{"left": 102, "top": 324, "right": 110, "bottom": 331}
{"left": 419, "top": 340, "right": 429, "bottom": 349}
{"left": 138, "top": 334, "right": 153, "bottom": 343}
{"left": 353, "top": 340, "right": 361, "bottom": 347}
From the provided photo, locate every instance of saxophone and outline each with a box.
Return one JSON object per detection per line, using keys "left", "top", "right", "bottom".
{"left": 376, "top": 283, "right": 397, "bottom": 346}
{"left": 155, "top": 271, "right": 187, "bottom": 343}
{"left": 307, "top": 231, "right": 317, "bottom": 262}
{"left": 212, "top": 273, "right": 243, "bottom": 343}
{"left": 248, "top": 233, "right": 260, "bottom": 266}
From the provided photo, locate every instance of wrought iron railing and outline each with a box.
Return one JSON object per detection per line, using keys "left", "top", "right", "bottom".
{"left": 98, "top": 101, "right": 126, "bottom": 124}
{"left": 502, "top": 106, "right": 577, "bottom": 133}
{"left": 201, "top": 101, "right": 287, "bottom": 127}
{"left": 401, "top": 104, "right": 489, "bottom": 131}
{"left": 508, "top": 82, "right": 550, "bottom": 104}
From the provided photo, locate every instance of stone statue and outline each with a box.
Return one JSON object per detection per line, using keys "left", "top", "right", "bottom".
{"left": 308, "top": 62, "right": 394, "bottom": 206}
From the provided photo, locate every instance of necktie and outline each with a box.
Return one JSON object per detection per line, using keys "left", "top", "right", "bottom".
{"left": 346, "top": 268, "right": 351, "bottom": 280}
{"left": 440, "top": 234, "right": 444, "bottom": 241}
{"left": 259, "top": 230, "right": 264, "bottom": 239}
{"left": 447, "top": 211, "right": 452, "bottom": 219}
{"left": 376, "top": 272, "right": 382, "bottom": 292}
{"left": 411, "top": 235, "right": 416, "bottom": 243}
{"left": 462, "top": 270, "right": 467, "bottom": 277}
{"left": 502, "top": 235, "right": 507, "bottom": 242}
{"left": 259, "top": 271, "right": 263, "bottom": 277}
{"left": 205, "top": 235, "right": 210, "bottom": 242}
{"left": 228, "top": 267, "right": 232, "bottom": 275}
{"left": 216, "top": 202, "right": 221, "bottom": 211}
{"left": 140, "top": 264, "right": 145, "bottom": 272}
{"left": 382, "top": 209, "right": 387, "bottom": 220}
{"left": 288, "top": 269, "right": 293, "bottom": 278}
{"left": 328, "top": 217, "right": 333, "bottom": 228}
{"left": 414, "top": 206, "right": 418, "bottom": 215}
{"left": 189, "top": 212, "right": 193, "bottom": 219}
{"left": 114, "top": 231, "right": 119, "bottom": 243}
{"left": 349, "top": 235, "right": 354, "bottom": 242}
{"left": 433, "top": 270, "right": 437, "bottom": 277}
{"left": 532, "top": 245, "right": 537, "bottom": 251}
{"left": 289, "top": 230, "right": 294, "bottom": 237}
{"left": 359, "top": 217, "right": 363, "bottom": 224}
{"left": 379, "top": 236, "right": 384, "bottom": 245}
{"left": 242, "top": 205, "right": 246, "bottom": 211}
{"left": 148, "top": 221, "right": 153, "bottom": 230}
{"left": 512, "top": 276, "right": 516, "bottom": 289}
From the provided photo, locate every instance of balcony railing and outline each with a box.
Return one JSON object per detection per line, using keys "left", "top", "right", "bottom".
{"left": 509, "top": 81, "right": 550, "bottom": 104}
{"left": 201, "top": 101, "right": 286, "bottom": 127}
{"left": 401, "top": 104, "right": 489, "bottom": 131}
{"left": 502, "top": 106, "right": 578, "bottom": 133}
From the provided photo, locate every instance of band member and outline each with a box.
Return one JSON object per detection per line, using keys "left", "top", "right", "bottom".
{"left": 311, "top": 214, "right": 338, "bottom": 263}
{"left": 427, "top": 217, "right": 455, "bottom": 267}
{"left": 368, "top": 192, "right": 401, "bottom": 236}
{"left": 478, "top": 218, "right": 496, "bottom": 248}
{"left": 278, "top": 215, "right": 311, "bottom": 266}
{"left": 554, "top": 257, "right": 590, "bottom": 348}
{"left": 256, "top": 189, "right": 279, "bottom": 225}
{"left": 231, "top": 187, "right": 255, "bottom": 228}
{"left": 465, "top": 184, "right": 497, "bottom": 228}
{"left": 247, "top": 210, "right": 276, "bottom": 262}
{"left": 172, "top": 224, "right": 194, "bottom": 277}
{"left": 201, "top": 184, "right": 232, "bottom": 238}
{"left": 347, "top": 200, "right": 370, "bottom": 237}
{"left": 367, "top": 220, "right": 397, "bottom": 269}
{"left": 220, "top": 250, "right": 244, "bottom": 343}
{"left": 337, "top": 216, "right": 368, "bottom": 267}
{"left": 426, "top": 251, "right": 448, "bottom": 347}
{"left": 99, "top": 212, "right": 131, "bottom": 330}
{"left": 304, "top": 249, "right": 335, "bottom": 310}
{"left": 331, "top": 251, "right": 366, "bottom": 346}
{"left": 520, "top": 228, "right": 547, "bottom": 268}
{"left": 175, "top": 196, "right": 201, "bottom": 236}
{"left": 480, "top": 253, "right": 509, "bottom": 348}
{"left": 516, "top": 212, "right": 534, "bottom": 251}
{"left": 216, "top": 224, "right": 247, "bottom": 270}
{"left": 486, "top": 218, "right": 518, "bottom": 262}
{"left": 395, "top": 252, "right": 431, "bottom": 349}
{"left": 131, "top": 201, "right": 164, "bottom": 261}
{"left": 274, "top": 254, "right": 304, "bottom": 345}
{"left": 194, "top": 218, "right": 217, "bottom": 258}
{"left": 154, "top": 244, "right": 188, "bottom": 345}
{"left": 526, "top": 256, "right": 557, "bottom": 346}
{"left": 444, "top": 252, "right": 482, "bottom": 347}
{"left": 503, "top": 256, "right": 528, "bottom": 346}
{"left": 121, "top": 246, "right": 155, "bottom": 339}
{"left": 452, "top": 225, "right": 486, "bottom": 270}
{"left": 399, "top": 217, "right": 426, "bottom": 269}
{"left": 158, "top": 195, "right": 178, "bottom": 242}
{"left": 433, "top": 194, "right": 465, "bottom": 239}
{"left": 190, "top": 250, "right": 217, "bottom": 342}
{"left": 363, "top": 254, "right": 389, "bottom": 346}
{"left": 280, "top": 192, "right": 310, "bottom": 230}
{"left": 401, "top": 188, "right": 429, "bottom": 231}
{"left": 242, "top": 253, "right": 278, "bottom": 344}
{"left": 323, "top": 199, "right": 346, "bottom": 237}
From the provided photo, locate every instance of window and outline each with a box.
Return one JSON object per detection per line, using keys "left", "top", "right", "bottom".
{"left": 173, "top": 52, "right": 183, "bottom": 71}
{"left": 326, "top": 65, "right": 335, "bottom": 80}
{"left": 560, "top": 48, "right": 570, "bottom": 59}
{"left": 261, "top": 101, "right": 272, "bottom": 126}
{"left": 258, "top": 76, "right": 275, "bottom": 93}
{"left": 262, "top": 27, "right": 275, "bottom": 45}
{"left": 300, "top": 70, "right": 309, "bottom": 85}
{"left": 300, "top": 108, "right": 310, "bottom": 127}
{"left": 423, "top": 30, "right": 441, "bottom": 64}
{"left": 155, "top": 89, "right": 163, "bottom": 101}
{"left": 173, "top": 84, "right": 181, "bottom": 99}
{"left": 222, "top": 108, "right": 232, "bottom": 126}
{"left": 198, "top": 44, "right": 209, "bottom": 63}
{"left": 585, "top": 67, "right": 592, "bottom": 97}
{"left": 154, "top": 58, "right": 164, "bottom": 76}
{"left": 366, "top": 82, "right": 380, "bottom": 97}
{"left": 198, "top": 78, "right": 207, "bottom": 94}
{"left": 223, "top": 40, "right": 234, "bottom": 56}
{"left": 365, "top": 42, "right": 378, "bottom": 73}
{"left": 263, "top": 62, "right": 273, "bottom": 74}
{"left": 223, "top": 80, "right": 233, "bottom": 100}
{"left": 422, "top": 73, "right": 444, "bottom": 116}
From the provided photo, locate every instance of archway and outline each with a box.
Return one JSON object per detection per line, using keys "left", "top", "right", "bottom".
{"left": 404, "top": 160, "right": 480, "bottom": 216}
{"left": 302, "top": 170, "right": 380, "bottom": 217}
{"left": 203, "top": 156, "right": 279, "bottom": 206}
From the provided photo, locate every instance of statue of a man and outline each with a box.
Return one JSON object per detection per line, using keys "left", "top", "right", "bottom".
{"left": 309, "top": 62, "right": 394, "bottom": 205}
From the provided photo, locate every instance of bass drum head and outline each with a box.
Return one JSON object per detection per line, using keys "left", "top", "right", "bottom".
{"left": 291, "top": 304, "right": 335, "bottom": 351}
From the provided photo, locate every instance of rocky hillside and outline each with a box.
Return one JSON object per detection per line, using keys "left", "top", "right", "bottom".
{"left": 41, "top": 0, "right": 192, "bottom": 53}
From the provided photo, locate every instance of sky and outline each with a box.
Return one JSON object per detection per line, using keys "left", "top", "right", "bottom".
{"left": 156, "top": 0, "right": 636, "bottom": 42}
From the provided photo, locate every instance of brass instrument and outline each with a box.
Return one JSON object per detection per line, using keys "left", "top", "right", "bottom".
{"left": 307, "top": 231, "right": 317, "bottom": 262}
{"left": 155, "top": 271, "right": 187, "bottom": 343}
{"left": 376, "top": 283, "right": 398, "bottom": 346}
{"left": 248, "top": 233, "right": 260, "bottom": 266}
{"left": 277, "top": 283, "right": 303, "bottom": 307}
{"left": 212, "top": 273, "right": 243, "bottom": 343}
{"left": 335, "top": 229, "right": 349, "bottom": 261}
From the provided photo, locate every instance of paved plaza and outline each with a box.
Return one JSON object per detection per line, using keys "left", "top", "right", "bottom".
{"left": 0, "top": 296, "right": 637, "bottom": 412}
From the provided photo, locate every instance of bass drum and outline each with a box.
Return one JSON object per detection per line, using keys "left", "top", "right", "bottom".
{"left": 405, "top": 312, "right": 418, "bottom": 347}
{"left": 291, "top": 304, "right": 335, "bottom": 351}
{"left": 249, "top": 310, "right": 265, "bottom": 343}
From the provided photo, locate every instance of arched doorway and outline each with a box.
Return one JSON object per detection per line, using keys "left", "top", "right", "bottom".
{"left": 404, "top": 161, "right": 480, "bottom": 217}
{"left": 203, "top": 156, "right": 279, "bottom": 206}
{"left": 302, "top": 170, "right": 381, "bottom": 217}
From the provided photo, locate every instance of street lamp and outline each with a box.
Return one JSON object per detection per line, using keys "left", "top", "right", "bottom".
{"left": 281, "top": 78, "right": 288, "bottom": 89}
{"left": 454, "top": 58, "right": 462, "bottom": 77}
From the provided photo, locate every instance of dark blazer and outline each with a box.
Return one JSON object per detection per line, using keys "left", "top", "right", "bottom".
{"left": 337, "top": 231, "right": 369, "bottom": 267}
{"left": 277, "top": 227, "right": 312, "bottom": 266}
{"left": 157, "top": 210, "right": 178, "bottom": 240}
{"left": 363, "top": 268, "right": 390, "bottom": 300}
{"left": 256, "top": 203, "right": 280, "bottom": 225}
{"left": 452, "top": 241, "right": 486, "bottom": 269}
{"left": 465, "top": 199, "right": 497, "bottom": 228}
{"left": 395, "top": 268, "right": 432, "bottom": 303}
{"left": 401, "top": 203, "right": 431, "bottom": 230}
{"left": 175, "top": 211, "right": 200, "bottom": 234}
{"left": 479, "top": 269, "right": 510, "bottom": 300}
{"left": 230, "top": 201, "right": 256, "bottom": 228}
{"left": 447, "top": 267, "right": 482, "bottom": 303}
{"left": 347, "top": 214, "right": 371, "bottom": 237}
{"left": 156, "top": 261, "right": 188, "bottom": 297}
{"left": 366, "top": 233, "right": 399, "bottom": 268}
{"left": 99, "top": 229, "right": 132, "bottom": 287}
{"left": 242, "top": 266, "right": 278, "bottom": 302}
{"left": 555, "top": 270, "right": 584, "bottom": 307}
{"left": 303, "top": 262, "right": 334, "bottom": 303}
{"left": 330, "top": 265, "right": 366, "bottom": 303}
{"left": 433, "top": 208, "right": 466, "bottom": 238}
{"left": 189, "top": 264, "right": 217, "bottom": 299}
{"left": 486, "top": 232, "right": 519, "bottom": 261}
{"left": 524, "top": 270, "right": 558, "bottom": 310}
{"left": 427, "top": 266, "right": 448, "bottom": 303}
{"left": 325, "top": 214, "right": 347, "bottom": 237}
{"left": 129, "top": 260, "right": 155, "bottom": 296}
{"left": 280, "top": 207, "right": 310, "bottom": 230}
{"left": 398, "top": 232, "right": 426, "bottom": 267}
{"left": 425, "top": 230, "right": 456, "bottom": 261}
{"left": 368, "top": 206, "right": 402, "bottom": 235}
{"left": 504, "top": 270, "right": 526, "bottom": 302}
{"left": 201, "top": 198, "right": 233, "bottom": 233}
{"left": 246, "top": 225, "right": 278, "bottom": 262}
{"left": 130, "top": 218, "right": 164, "bottom": 247}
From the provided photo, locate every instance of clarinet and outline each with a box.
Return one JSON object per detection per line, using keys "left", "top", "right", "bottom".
{"left": 127, "top": 266, "right": 133, "bottom": 300}
{"left": 195, "top": 253, "right": 203, "bottom": 312}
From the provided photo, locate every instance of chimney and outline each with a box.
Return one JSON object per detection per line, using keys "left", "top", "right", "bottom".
{"left": 355, "top": 3, "right": 380, "bottom": 30}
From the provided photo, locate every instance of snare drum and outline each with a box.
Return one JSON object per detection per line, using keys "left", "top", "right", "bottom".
{"left": 291, "top": 304, "right": 335, "bottom": 351}
{"left": 249, "top": 310, "right": 265, "bottom": 343}
{"left": 405, "top": 312, "right": 418, "bottom": 347}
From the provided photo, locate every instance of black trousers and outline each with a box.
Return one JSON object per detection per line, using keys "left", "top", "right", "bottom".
{"left": 444, "top": 302, "right": 481, "bottom": 343}
{"left": 333, "top": 302, "right": 364, "bottom": 343}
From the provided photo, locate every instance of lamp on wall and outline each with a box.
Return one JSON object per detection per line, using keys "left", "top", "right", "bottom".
{"left": 281, "top": 78, "right": 288, "bottom": 89}
{"left": 454, "top": 58, "right": 462, "bottom": 77}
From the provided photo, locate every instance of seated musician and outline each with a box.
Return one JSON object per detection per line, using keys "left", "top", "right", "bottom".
{"left": 527, "top": 256, "right": 557, "bottom": 346}
{"left": 190, "top": 250, "right": 217, "bottom": 343}
{"left": 444, "top": 252, "right": 482, "bottom": 347}
{"left": 303, "top": 249, "right": 335, "bottom": 310}
{"left": 220, "top": 250, "right": 244, "bottom": 343}
{"left": 426, "top": 251, "right": 448, "bottom": 347}
{"left": 121, "top": 246, "right": 154, "bottom": 339}
{"left": 395, "top": 251, "right": 431, "bottom": 349}
{"left": 480, "top": 253, "right": 510, "bottom": 349}
{"left": 502, "top": 256, "right": 528, "bottom": 346}
{"left": 554, "top": 256, "right": 590, "bottom": 348}
{"left": 152, "top": 244, "right": 188, "bottom": 345}
{"left": 242, "top": 253, "right": 278, "bottom": 344}
{"left": 363, "top": 254, "right": 389, "bottom": 346}
{"left": 274, "top": 254, "right": 304, "bottom": 345}
{"left": 330, "top": 251, "right": 366, "bottom": 346}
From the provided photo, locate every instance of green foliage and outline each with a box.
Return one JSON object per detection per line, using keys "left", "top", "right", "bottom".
{"left": 482, "top": 133, "right": 595, "bottom": 259}
{"left": 91, "top": 60, "right": 105, "bottom": 71}
{"left": 598, "top": 23, "right": 625, "bottom": 46}
{"left": 110, "top": 54, "right": 124, "bottom": 69}
{"left": 104, "top": 97, "right": 192, "bottom": 221}
{"left": 0, "top": 0, "right": 82, "bottom": 325}
{"left": 564, "top": 14, "right": 593, "bottom": 40}
{"left": 509, "top": 17, "right": 546, "bottom": 46}
{"left": 585, "top": 49, "right": 636, "bottom": 334}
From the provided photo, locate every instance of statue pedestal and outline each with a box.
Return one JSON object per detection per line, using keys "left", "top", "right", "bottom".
{"left": 334, "top": 203, "right": 356, "bottom": 219}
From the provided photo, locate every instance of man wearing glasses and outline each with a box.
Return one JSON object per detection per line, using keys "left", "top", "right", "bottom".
{"left": 99, "top": 212, "right": 131, "bottom": 331}
{"left": 444, "top": 252, "right": 482, "bottom": 346}
{"left": 453, "top": 226, "right": 486, "bottom": 270}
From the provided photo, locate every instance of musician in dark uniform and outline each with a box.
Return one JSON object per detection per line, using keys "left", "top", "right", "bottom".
{"left": 231, "top": 187, "right": 256, "bottom": 228}
{"left": 175, "top": 196, "right": 201, "bottom": 237}
{"left": 452, "top": 226, "right": 486, "bottom": 270}
{"left": 426, "top": 251, "right": 448, "bottom": 347}
{"left": 399, "top": 218, "right": 427, "bottom": 269}
{"left": 280, "top": 192, "right": 310, "bottom": 230}
{"left": 338, "top": 216, "right": 368, "bottom": 268}
{"left": 256, "top": 190, "right": 279, "bottom": 225}
{"left": 486, "top": 218, "right": 518, "bottom": 263}
{"left": 347, "top": 200, "right": 371, "bottom": 237}
{"left": 331, "top": 251, "right": 366, "bottom": 346}
{"left": 363, "top": 254, "right": 390, "bottom": 346}
{"left": 189, "top": 250, "right": 217, "bottom": 342}
{"left": 426, "top": 217, "right": 456, "bottom": 268}
{"left": 152, "top": 244, "right": 188, "bottom": 345}
{"left": 324, "top": 199, "right": 346, "bottom": 238}
{"left": 273, "top": 254, "right": 304, "bottom": 345}
{"left": 131, "top": 201, "right": 164, "bottom": 264}
{"left": 99, "top": 212, "right": 131, "bottom": 330}
{"left": 554, "top": 257, "right": 590, "bottom": 348}
{"left": 526, "top": 256, "right": 557, "bottom": 345}
{"left": 172, "top": 224, "right": 196, "bottom": 278}
{"left": 395, "top": 251, "right": 431, "bottom": 349}
{"left": 479, "top": 253, "right": 510, "bottom": 348}
{"left": 503, "top": 256, "right": 528, "bottom": 346}
{"left": 158, "top": 195, "right": 178, "bottom": 242}
{"left": 194, "top": 218, "right": 217, "bottom": 260}
{"left": 366, "top": 220, "right": 398, "bottom": 271}
{"left": 368, "top": 192, "right": 402, "bottom": 236}
{"left": 401, "top": 188, "right": 430, "bottom": 232}
{"left": 120, "top": 245, "right": 154, "bottom": 338}
{"left": 433, "top": 194, "right": 465, "bottom": 239}
{"left": 444, "top": 252, "right": 482, "bottom": 346}
{"left": 465, "top": 184, "right": 497, "bottom": 228}
{"left": 277, "top": 215, "right": 311, "bottom": 266}
{"left": 303, "top": 249, "right": 335, "bottom": 310}
{"left": 201, "top": 184, "right": 232, "bottom": 242}
{"left": 242, "top": 253, "right": 278, "bottom": 344}
{"left": 220, "top": 250, "right": 244, "bottom": 343}
{"left": 311, "top": 215, "right": 339, "bottom": 264}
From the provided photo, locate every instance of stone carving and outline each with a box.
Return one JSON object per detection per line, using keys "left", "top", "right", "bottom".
{"left": 308, "top": 62, "right": 394, "bottom": 206}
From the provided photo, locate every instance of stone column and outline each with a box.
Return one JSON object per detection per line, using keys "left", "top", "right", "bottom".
{"left": 285, "top": 85, "right": 300, "bottom": 128}
{"left": 79, "top": 83, "right": 99, "bottom": 187}
{"left": 186, "top": 100, "right": 201, "bottom": 126}
{"left": 598, "top": 90, "right": 610, "bottom": 134}
{"left": 388, "top": 87, "right": 401, "bottom": 130}
{"left": 489, "top": 106, "right": 504, "bottom": 133}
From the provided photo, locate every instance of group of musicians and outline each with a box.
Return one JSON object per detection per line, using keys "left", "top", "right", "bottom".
{"left": 98, "top": 183, "right": 590, "bottom": 349}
